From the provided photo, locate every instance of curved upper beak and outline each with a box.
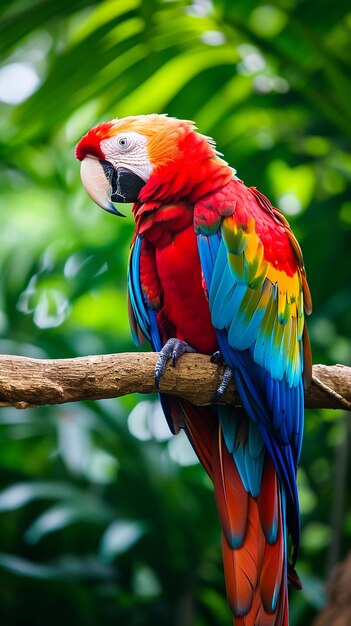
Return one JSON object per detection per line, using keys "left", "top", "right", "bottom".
{"left": 80, "top": 157, "right": 147, "bottom": 217}
{"left": 80, "top": 156, "right": 124, "bottom": 216}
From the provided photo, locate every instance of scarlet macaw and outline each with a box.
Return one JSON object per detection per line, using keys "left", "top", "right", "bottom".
{"left": 76, "top": 115, "right": 312, "bottom": 625}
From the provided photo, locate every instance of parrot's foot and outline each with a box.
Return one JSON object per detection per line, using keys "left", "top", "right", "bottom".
{"left": 155, "top": 339, "right": 196, "bottom": 388}
{"left": 213, "top": 366, "right": 233, "bottom": 402}
{"left": 210, "top": 351, "right": 234, "bottom": 402}
{"left": 210, "top": 350, "right": 225, "bottom": 365}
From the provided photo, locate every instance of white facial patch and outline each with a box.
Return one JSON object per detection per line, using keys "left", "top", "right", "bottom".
{"left": 100, "top": 132, "right": 152, "bottom": 182}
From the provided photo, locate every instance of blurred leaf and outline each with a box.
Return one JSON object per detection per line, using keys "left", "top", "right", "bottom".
{"left": 0, "top": 552, "right": 68, "bottom": 580}
{"left": 300, "top": 572, "right": 326, "bottom": 610}
{"left": 132, "top": 564, "right": 161, "bottom": 597}
{"left": 100, "top": 520, "right": 147, "bottom": 562}
{"left": 0, "top": 0, "right": 96, "bottom": 57}
{"left": 0, "top": 481, "right": 82, "bottom": 512}
{"left": 301, "top": 522, "right": 331, "bottom": 553}
{"left": 0, "top": 552, "right": 114, "bottom": 580}
{"left": 0, "top": 1, "right": 350, "bottom": 625}
{"left": 25, "top": 502, "right": 114, "bottom": 544}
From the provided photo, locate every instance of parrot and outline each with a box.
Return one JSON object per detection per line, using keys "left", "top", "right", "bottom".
{"left": 76, "top": 114, "right": 312, "bottom": 625}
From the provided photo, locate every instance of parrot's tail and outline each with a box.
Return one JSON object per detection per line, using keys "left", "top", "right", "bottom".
{"left": 215, "top": 433, "right": 288, "bottom": 626}
{"left": 180, "top": 400, "right": 291, "bottom": 626}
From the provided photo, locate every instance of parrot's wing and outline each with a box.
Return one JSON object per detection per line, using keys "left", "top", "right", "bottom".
{"left": 128, "top": 234, "right": 186, "bottom": 435}
{"left": 195, "top": 180, "right": 312, "bottom": 553}
{"left": 127, "top": 234, "right": 162, "bottom": 351}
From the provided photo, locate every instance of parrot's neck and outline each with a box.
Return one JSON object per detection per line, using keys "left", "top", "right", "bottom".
{"left": 138, "top": 132, "right": 234, "bottom": 206}
{"left": 133, "top": 200, "right": 194, "bottom": 245}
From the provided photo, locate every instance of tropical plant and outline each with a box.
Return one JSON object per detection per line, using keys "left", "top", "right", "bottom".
{"left": 0, "top": 1, "right": 350, "bottom": 624}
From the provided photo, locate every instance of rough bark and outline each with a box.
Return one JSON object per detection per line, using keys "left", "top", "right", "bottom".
{"left": 0, "top": 352, "right": 349, "bottom": 411}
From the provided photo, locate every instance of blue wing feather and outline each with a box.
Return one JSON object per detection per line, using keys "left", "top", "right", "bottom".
{"left": 128, "top": 236, "right": 152, "bottom": 344}
{"left": 128, "top": 235, "right": 181, "bottom": 433}
{"left": 128, "top": 235, "right": 162, "bottom": 350}
{"left": 197, "top": 227, "right": 304, "bottom": 550}
{"left": 217, "top": 405, "right": 265, "bottom": 498}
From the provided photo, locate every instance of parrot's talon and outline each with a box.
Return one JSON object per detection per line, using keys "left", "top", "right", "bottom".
{"left": 210, "top": 350, "right": 225, "bottom": 365}
{"left": 213, "top": 366, "right": 234, "bottom": 402}
{"left": 155, "top": 338, "right": 196, "bottom": 388}
{"left": 211, "top": 351, "right": 233, "bottom": 401}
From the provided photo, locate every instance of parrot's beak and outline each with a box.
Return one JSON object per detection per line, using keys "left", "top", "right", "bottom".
{"left": 80, "top": 157, "right": 146, "bottom": 216}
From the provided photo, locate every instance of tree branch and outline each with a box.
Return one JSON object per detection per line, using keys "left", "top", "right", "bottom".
{"left": 0, "top": 352, "right": 349, "bottom": 411}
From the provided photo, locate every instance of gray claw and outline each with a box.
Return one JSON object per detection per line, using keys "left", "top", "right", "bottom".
{"left": 210, "top": 350, "right": 224, "bottom": 365}
{"left": 155, "top": 338, "right": 196, "bottom": 388}
{"left": 213, "top": 366, "right": 233, "bottom": 402}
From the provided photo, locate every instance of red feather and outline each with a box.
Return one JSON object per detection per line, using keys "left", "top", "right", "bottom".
{"left": 75, "top": 122, "right": 115, "bottom": 161}
{"left": 257, "top": 455, "right": 279, "bottom": 543}
{"left": 179, "top": 401, "right": 214, "bottom": 477}
{"left": 212, "top": 426, "right": 249, "bottom": 549}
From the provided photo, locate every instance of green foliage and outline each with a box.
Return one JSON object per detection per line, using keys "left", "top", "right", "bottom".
{"left": 0, "top": 0, "right": 350, "bottom": 624}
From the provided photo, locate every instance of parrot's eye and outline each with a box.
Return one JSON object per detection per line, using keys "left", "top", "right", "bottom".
{"left": 118, "top": 136, "right": 130, "bottom": 149}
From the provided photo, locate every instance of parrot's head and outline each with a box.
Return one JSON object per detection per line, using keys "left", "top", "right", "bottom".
{"left": 76, "top": 114, "right": 232, "bottom": 215}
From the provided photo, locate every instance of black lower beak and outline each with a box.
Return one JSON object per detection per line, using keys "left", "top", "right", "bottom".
{"left": 100, "top": 161, "right": 146, "bottom": 215}
{"left": 111, "top": 168, "right": 146, "bottom": 203}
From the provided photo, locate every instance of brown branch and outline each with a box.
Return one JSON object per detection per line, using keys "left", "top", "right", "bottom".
{"left": 0, "top": 353, "right": 349, "bottom": 411}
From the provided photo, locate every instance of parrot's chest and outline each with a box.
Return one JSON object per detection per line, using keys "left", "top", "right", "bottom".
{"left": 153, "top": 225, "right": 217, "bottom": 354}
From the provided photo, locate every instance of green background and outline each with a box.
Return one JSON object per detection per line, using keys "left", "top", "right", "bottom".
{"left": 0, "top": 1, "right": 350, "bottom": 624}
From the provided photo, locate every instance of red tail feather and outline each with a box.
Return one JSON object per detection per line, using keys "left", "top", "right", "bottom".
{"left": 217, "top": 427, "right": 288, "bottom": 625}
{"left": 180, "top": 400, "right": 215, "bottom": 477}
{"left": 213, "top": 426, "right": 249, "bottom": 549}
{"left": 182, "top": 404, "right": 289, "bottom": 625}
